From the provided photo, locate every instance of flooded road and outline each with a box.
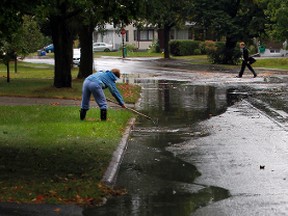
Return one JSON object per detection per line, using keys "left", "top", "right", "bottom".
{"left": 85, "top": 58, "right": 288, "bottom": 216}
{"left": 24, "top": 57, "right": 288, "bottom": 215}
{"left": 84, "top": 81, "right": 231, "bottom": 216}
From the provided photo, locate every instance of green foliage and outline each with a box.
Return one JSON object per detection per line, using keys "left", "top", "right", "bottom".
{"left": 143, "top": 0, "right": 195, "bottom": 58}
{"left": 191, "top": 0, "right": 267, "bottom": 63}
{"left": 206, "top": 41, "right": 241, "bottom": 65}
{"left": 169, "top": 40, "right": 202, "bottom": 56}
{"left": 11, "top": 15, "right": 46, "bottom": 57}
{"left": 120, "top": 44, "right": 137, "bottom": 52}
{"left": 199, "top": 40, "right": 217, "bottom": 54}
{"left": 148, "top": 41, "right": 161, "bottom": 53}
{"left": 264, "top": 0, "right": 288, "bottom": 41}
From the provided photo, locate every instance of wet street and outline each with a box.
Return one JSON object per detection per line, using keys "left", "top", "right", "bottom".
{"left": 25, "top": 57, "right": 288, "bottom": 215}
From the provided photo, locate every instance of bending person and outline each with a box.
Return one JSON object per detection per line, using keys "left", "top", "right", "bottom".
{"left": 80, "top": 68, "right": 126, "bottom": 121}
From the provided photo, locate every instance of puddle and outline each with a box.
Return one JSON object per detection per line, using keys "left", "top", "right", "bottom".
{"left": 83, "top": 80, "right": 235, "bottom": 215}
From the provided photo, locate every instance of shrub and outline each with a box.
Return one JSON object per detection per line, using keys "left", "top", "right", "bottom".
{"left": 206, "top": 41, "right": 241, "bottom": 65}
{"left": 169, "top": 40, "right": 201, "bottom": 56}
{"left": 248, "top": 45, "right": 258, "bottom": 55}
{"left": 148, "top": 40, "right": 161, "bottom": 53}
{"left": 200, "top": 40, "right": 217, "bottom": 54}
{"left": 194, "top": 49, "right": 202, "bottom": 55}
{"left": 119, "top": 44, "right": 137, "bottom": 52}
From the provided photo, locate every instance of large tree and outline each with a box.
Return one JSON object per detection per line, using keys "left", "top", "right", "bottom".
{"left": 77, "top": 0, "right": 146, "bottom": 78}
{"left": 35, "top": 0, "right": 147, "bottom": 85}
{"left": 192, "top": 0, "right": 267, "bottom": 64}
{"left": 76, "top": 0, "right": 105, "bottom": 79}
{"left": 144, "top": 0, "right": 194, "bottom": 59}
{"left": 0, "top": 0, "right": 36, "bottom": 82}
{"left": 263, "top": 0, "right": 288, "bottom": 41}
{"left": 36, "top": 0, "right": 84, "bottom": 88}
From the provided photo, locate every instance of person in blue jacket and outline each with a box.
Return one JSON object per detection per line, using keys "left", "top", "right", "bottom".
{"left": 80, "top": 68, "right": 126, "bottom": 121}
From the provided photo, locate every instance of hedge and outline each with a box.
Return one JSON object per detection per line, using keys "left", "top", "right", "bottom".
{"left": 169, "top": 40, "right": 202, "bottom": 56}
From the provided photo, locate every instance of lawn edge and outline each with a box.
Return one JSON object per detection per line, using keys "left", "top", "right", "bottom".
{"left": 101, "top": 117, "right": 136, "bottom": 186}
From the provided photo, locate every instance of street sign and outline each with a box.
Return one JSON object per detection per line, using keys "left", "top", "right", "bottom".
{"left": 121, "top": 28, "right": 126, "bottom": 35}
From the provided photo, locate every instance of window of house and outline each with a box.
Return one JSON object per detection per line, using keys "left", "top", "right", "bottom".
{"left": 125, "top": 30, "right": 129, "bottom": 42}
{"left": 134, "top": 29, "right": 154, "bottom": 41}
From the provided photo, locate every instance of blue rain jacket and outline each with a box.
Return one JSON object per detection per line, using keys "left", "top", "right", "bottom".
{"left": 86, "top": 70, "right": 125, "bottom": 106}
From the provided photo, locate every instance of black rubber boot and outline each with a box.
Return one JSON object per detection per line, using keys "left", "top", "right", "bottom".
{"left": 80, "top": 109, "right": 88, "bottom": 120}
{"left": 100, "top": 109, "right": 107, "bottom": 121}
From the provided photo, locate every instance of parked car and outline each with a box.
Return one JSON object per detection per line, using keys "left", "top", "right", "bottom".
{"left": 73, "top": 48, "right": 81, "bottom": 66}
{"left": 93, "top": 42, "right": 113, "bottom": 52}
{"left": 43, "top": 44, "right": 54, "bottom": 53}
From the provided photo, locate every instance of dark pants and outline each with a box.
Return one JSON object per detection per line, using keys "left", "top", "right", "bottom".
{"left": 238, "top": 61, "right": 257, "bottom": 77}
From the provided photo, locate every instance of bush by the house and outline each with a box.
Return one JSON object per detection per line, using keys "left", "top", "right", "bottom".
{"left": 169, "top": 40, "right": 202, "bottom": 56}
{"left": 148, "top": 40, "right": 161, "bottom": 53}
{"left": 120, "top": 44, "right": 138, "bottom": 52}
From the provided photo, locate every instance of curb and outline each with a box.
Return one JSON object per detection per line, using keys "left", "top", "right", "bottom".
{"left": 101, "top": 117, "right": 136, "bottom": 185}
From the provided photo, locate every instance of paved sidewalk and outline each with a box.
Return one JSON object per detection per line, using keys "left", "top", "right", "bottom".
{"left": 0, "top": 96, "right": 81, "bottom": 106}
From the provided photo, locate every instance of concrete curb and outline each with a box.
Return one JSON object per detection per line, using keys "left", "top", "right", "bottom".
{"left": 101, "top": 117, "right": 136, "bottom": 185}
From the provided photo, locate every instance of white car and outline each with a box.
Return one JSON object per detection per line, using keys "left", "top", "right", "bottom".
{"left": 93, "top": 42, "right": 113, "bottom": 52}
{"left": 73, "top": 48, "right": 81, "bottom": 66}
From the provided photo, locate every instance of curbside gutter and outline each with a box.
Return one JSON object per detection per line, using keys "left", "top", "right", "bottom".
{"left": 101, "top": 117, "right": 136, "bottom": 186}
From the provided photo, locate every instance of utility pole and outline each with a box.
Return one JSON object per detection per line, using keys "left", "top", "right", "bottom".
{"left": 121, "top": 25, "right": 126, "bottom": 58}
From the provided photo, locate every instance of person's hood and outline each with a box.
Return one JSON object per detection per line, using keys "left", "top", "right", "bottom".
{"left": 106, "top": 70, "right": 118, "bottom": 82}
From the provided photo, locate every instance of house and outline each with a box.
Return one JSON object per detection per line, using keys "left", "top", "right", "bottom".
{"left": 258, "top": 40, "right": 288, "bottom": 57}
{"left": 93, "top": 24, "right": 158, "bottom": 50}
{"left": 92, "top": 22, "right": 218, "bottom": 51}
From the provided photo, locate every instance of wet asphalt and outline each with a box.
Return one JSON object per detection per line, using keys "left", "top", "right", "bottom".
{"left": 1, "top": 56, "right": 288, "bottom": 215}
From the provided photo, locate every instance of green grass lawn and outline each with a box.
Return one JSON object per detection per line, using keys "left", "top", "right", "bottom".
{"left": 174, "top": 55, "right": 288, "bottom": 70}
{"left": 0, "top": 62, "right": 141, "bottom": 104}
{"left": 252, "top": 57, "right": 288, "bottom": 70}
{"left": 0, "top": 61, "right": 140, "bottom": 205}
{"left": 0, "top": 106, "right": 132, "bottom": 204}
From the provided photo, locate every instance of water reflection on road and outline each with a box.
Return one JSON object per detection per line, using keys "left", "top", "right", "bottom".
{"left": 22, "top": 57, "right": 288, "bottom": 215}
{"left": 83, "top": 80, "right": 232, "bottom": 216}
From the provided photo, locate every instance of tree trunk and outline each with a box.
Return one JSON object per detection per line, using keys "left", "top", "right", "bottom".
{"left": 77, "top": 24, "right": 94, "bottom": 79}
{"left": 224, "top": 35, "right": 238, "bottom": 64}
{"left": 50, "top": 16, "right": 74, "bottom": 88}
{"left": 14, "top": 55, "right": 17, "bottom": 73}
{"left": 223, "top": 0, "right": 241, "bottom": 64}
{"left": 163, "top": 24, "right": 171, "bottom": 59}
{"left": 6, "top": 62, "right": 10, "bottom": 83}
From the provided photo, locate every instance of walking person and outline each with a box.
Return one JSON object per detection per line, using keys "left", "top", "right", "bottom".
{"left": 80, "top": 68, "right": 126, "bottom": 121}
{"left": 236, "top": 42, "right": 257, "bottom": 78}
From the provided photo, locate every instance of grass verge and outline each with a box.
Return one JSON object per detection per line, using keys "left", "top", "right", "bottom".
{"left": 0, "top": 61, "right": 141, "bottom": 104}
{"left": 174, "top": 55, "right": 288, "bottom": 70}
{"left": 0, "top": 78, "right": 141, "bottom": 104}
{"left": 0, "top": 61, "right": 140, "bottom": 205}
{"left": 0, "top": 105, "right": 132, "bottom": 205}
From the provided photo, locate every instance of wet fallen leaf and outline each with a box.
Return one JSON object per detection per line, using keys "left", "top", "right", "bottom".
{"left": 54, "top": 208, "right": 61, "bottom": 213}
{"left": 32, "top": 195, "right": 45, "bottom": 203}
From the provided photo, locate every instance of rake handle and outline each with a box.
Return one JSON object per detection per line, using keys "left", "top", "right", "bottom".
{"left": 107, "top": 98, "right": 154, "bottom": 122}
